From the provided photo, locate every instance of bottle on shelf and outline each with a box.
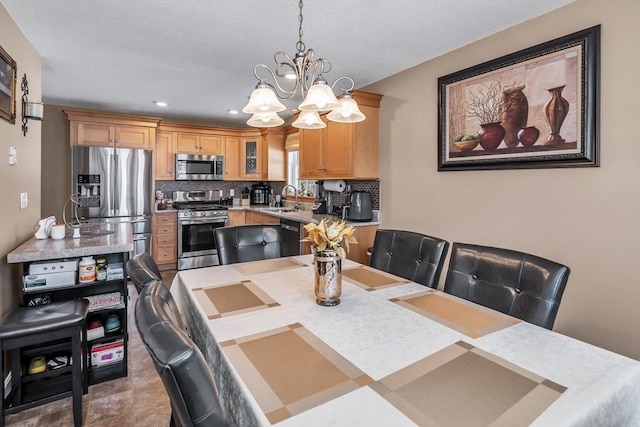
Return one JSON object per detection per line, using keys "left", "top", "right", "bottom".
{"left": 79, "top": 256, "right": 96, "bottom": 283}
{"left": 96, "top": 258, "right": 107, "bottom": 281}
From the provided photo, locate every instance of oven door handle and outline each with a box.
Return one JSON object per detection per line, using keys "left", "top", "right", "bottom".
{"left": 179, "top": 219, "right": 228, "bottom": 226}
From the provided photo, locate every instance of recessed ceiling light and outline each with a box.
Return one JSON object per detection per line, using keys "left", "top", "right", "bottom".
{"left": 154, "top": 101, "right": 168, "bottom": 107}
{"left": 228, "top": 109, "right": 239, "bottom": 115}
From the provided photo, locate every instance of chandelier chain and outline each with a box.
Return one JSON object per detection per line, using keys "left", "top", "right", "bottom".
{"left": 296, "top": 0, "right": 305, "bottom": 53}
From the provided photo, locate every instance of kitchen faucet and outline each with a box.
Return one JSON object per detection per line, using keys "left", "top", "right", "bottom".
{"left": 281, "top": 185, "right": 303, "bottom": 210}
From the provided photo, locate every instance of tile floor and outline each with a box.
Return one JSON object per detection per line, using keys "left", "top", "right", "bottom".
{"left": 5, "top": 270, "right": 178, "bottom": 426}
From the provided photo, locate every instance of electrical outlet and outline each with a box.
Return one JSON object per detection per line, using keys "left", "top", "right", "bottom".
{"left": 20, "top": 192, "right": 28, "bottom": 210}
{"left": 230, "top": 189, "right": 235, "bottom": 197}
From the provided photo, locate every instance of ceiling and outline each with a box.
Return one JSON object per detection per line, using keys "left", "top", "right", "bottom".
{"left": 2, "top": 0, "right": 574, "bottom": 128}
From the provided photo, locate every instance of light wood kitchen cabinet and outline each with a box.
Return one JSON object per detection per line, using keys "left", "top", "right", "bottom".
{"left": 241, "top": 137, "right": 262, "bottom": 180}
{"left": 153, "top": 212, "right": 177, "bottom": 269}
{"left": 223, "top": 130, "right": 285, "bottom": 181}
{"left": 260, "top": 128, "right": 286, "bottom": 182}
{"left": 299, "top": 91, "right": 381, "bottom": 179}
{"left": 64, "top": 110, "right": 159, "bottom": 149}
{"left": 155, "top": 131, "right": 175, "bottom": 180}
{"left": 176, "top": 133, "right": 223, "bottom": 155}
{"left": 227, "top": 210, "right": 246, "bottom": 226}
{"left": 223, "top": 136, "right": 241, "bottom": 180}
{"left": 347, "top": 225, "right": 378, "bottom": 265}
{"left": 245, "top": 211, "right": 279, "bottom": 225}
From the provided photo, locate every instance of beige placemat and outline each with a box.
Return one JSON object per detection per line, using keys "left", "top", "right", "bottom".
{"left": 193, "top": 280, "right": 279, "bottom": 319}
{"left": 370, "top": 341, "right": 566, "bottom": 427}
{"left": 232, "top": 257, "right": 307, "bottom": 276}
{"left": 220, "top": 323, "right": 373, "bottom": 424}
{"left": 342, "top": 266, "right": 411, "bottom": 291}
{"left": 391, "top": 291, "right": 520, "bottom": 338}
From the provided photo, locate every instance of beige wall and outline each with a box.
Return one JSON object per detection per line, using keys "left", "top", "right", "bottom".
{"left": 41, "top": 104, "right": 71, "bottom": 220}
{"left": 0, "top": 5, "right": 42, "bottom": 317}
{"left": 365, "top": 0, "right": 640, "bottom": 360}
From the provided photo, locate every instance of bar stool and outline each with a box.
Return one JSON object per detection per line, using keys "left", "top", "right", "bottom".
{"left": 0, "top": 299, "right": 89, "bottom": 427}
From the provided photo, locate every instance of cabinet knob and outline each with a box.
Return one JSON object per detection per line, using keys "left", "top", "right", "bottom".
{"left": 163, "top": 238, "right": 169, "bottom": 243}
{"left": 163, "top": 228, "right": 169, "bottom": 232}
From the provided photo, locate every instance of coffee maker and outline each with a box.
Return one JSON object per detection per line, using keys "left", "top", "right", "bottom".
{"left": 312, "top": 182, "right": 329, "bottom": 214}
{"left": 250, "top": 182, "right": 271, "bottom": 205}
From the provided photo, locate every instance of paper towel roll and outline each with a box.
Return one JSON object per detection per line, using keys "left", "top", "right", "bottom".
{"left": 323, "top": 180, "right": 346, "bottom": 193}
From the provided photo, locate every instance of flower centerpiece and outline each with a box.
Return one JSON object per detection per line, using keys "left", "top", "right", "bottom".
{"left": 301, "top": 218, "right": 357, "bottom": 259}
{"left": 301, "top": 219, "right": 357, "bottom": 306}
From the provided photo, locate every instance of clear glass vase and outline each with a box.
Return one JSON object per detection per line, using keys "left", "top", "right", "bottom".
{"left": 314, "top": 250, "right": 342, "bottom": 306}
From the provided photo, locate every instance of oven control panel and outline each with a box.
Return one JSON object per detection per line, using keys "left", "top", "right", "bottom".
{"left": 178, "top": 210, "right": 228, "bottom": 219}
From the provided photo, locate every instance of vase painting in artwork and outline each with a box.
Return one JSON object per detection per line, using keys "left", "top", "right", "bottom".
{"left": 544, "top": 85, "right": 570, "bottom": 145}
{"left": 501, "top": 85, "right": 529, "bottom": 147}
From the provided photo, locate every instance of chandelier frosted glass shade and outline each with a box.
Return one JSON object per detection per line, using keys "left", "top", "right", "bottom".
{"left": 326, "top": 93, "right": 366, "bottom": 123}
{"left": 298, "top": 79, "right": 341, "bottom": 112}
{"left": 247, "top": 111, "right": 285, "bottom": 128}
{"left": 242, "top": 83, "right": 286, "bottom": 114}
{"left": 292, "top": 110, "right": 326, "bottom": 129}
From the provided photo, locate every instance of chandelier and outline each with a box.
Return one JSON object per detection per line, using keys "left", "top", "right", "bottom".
{"left": 242, "top": 0, "right": 366, "bottom": 129}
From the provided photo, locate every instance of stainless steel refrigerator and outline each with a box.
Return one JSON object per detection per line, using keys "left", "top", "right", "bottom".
{"left": 72, "top": 146, "right": 153, "bottom": 258}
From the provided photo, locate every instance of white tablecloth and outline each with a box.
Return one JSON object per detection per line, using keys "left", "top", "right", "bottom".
{"left": 171, "top": 255, "right": 640, "bottom": 427}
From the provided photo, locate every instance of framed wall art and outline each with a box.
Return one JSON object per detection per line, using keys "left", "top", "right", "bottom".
{"left": 438, "top": 25, "right": 600, "bottom": 171}
{"left": 0, "top": 44, "right": 17, "bottom": 124}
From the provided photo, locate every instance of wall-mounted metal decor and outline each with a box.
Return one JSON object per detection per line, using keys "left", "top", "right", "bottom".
{"left": 0, "top": 44, "right": 17, "bottom": 124}
{"left": 438, "top": 25, "right": 600, "bottom": 171}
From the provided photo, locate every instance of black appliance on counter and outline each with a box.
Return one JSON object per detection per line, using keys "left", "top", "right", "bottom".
{"left": 250, "top": 182, "right": 271, "bottom": 205}
{"left": 311, "top": 181, "right": 329, "bottom": 214}
{"left": 172, "top": 190, "right": 229, "bottom": 270}
{"left": 345, "top": 190, "right": 373, "bottom": 221}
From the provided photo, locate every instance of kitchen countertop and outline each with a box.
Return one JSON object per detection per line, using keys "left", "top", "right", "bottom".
{"left": 154, "top": 204, "right": 380, "bottom": 227}
{"left": 7, "top": 223, "right": 134, "bottom": 263}
{"left": 230, "top": 206, "right": 380, "bottom": 227}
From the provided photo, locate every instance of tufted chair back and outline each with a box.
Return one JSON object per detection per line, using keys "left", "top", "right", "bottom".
{"left": 443, "top": 243, "right": 570, "bottom": 329}
{"left": 127, "top": 253, "right": 162, "bottom": 294}
{"left": 369, "top": 229, "right": 449, "bottom": 288}
{"left": 135, "top": 281, "right": 228, "bottom": 427}
{"left": 214, "top": 224, "right": 283, "bottom": 265}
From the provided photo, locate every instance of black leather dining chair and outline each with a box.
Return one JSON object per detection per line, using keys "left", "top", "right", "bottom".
{"left": 214, "top": 224, "right": 283, "bottom": 265}
{"left": 369, "top": 229, "right": 449, "bottom": 288}
{"left": 127, "top": 252, "right": 163, "bottom": 294}
{"left": 135, "top": 282, "right": 228, "bottom": 427}
{"left": 443, "top": 243, "right": 570, "bottom": 329}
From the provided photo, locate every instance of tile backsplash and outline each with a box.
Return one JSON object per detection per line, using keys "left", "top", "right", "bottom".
{"left": 155, "top": 179, "right": 380, "bottom": 210}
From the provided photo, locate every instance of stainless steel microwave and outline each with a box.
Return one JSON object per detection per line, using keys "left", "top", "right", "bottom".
{"left": 175, "top": 154, "right": 224, "bottom": 180}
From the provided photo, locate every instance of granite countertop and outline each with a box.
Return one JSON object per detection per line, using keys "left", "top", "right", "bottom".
{"left": 250, "top": 207, "right": 380, "bottom": 227}
{"left": 155, "top": 204, "right": 380, "bottom": 227}
{"left": 7, "top": 223, "right": 134, "bottom": 263}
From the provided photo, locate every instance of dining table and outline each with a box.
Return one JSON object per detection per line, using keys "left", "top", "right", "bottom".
{"left": 170, "top": 255, "right": 640, "bottom": 427}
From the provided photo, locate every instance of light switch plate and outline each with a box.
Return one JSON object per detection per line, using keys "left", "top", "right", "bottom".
{"left": 9, "top": 146, "right": 17, "bottom": 165}
{"left": 20, "top": 192, "right": 28, "bottom": 209}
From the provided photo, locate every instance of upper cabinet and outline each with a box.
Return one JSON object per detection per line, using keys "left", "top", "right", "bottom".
{"left": 155, "top": 131, "right": 175, "bottom": 180}
{"left": 64, "top": 110, "right": 159, "bottom": 149}
{"left": 299, "top": 91, "right": 381, "bottom": 180}
{"left": 176, "top": 133, "right": 223, "bottom": 155}
{"left": 223, "top": 129, "right": 286, "bottom": 181}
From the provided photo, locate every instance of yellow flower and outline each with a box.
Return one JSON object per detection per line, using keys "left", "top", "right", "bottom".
{"left": 301, "top": 218, "right": 357, "bottom": 260}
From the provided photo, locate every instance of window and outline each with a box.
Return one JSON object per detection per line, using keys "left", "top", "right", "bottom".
{"left": 286, "top": 133, "right": 315, "bottom": 198}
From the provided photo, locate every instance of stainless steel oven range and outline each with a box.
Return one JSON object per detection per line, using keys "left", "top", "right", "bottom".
{"left": 173, "top": 191, "right": 229, "bottom": 270}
